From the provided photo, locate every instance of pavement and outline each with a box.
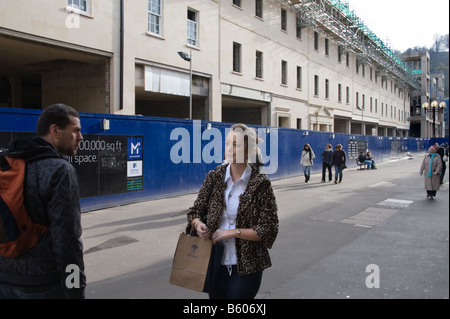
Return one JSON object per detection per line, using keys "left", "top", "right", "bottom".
{"left": 81, "top": 153, "right": 449, "bottom": 300}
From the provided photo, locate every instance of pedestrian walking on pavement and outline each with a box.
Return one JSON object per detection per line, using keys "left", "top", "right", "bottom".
{"left": 300, "top": 143, "right": 315, "bottom": 183}
{"left": 187, "top": 123, "right": 279, "bottom": 299}
{"left": 436, "top": 143, "right": 448, "bottom": 185}
{"left": 419, "top": 145, "right": 443, "bottom": 200}
{"left": 0, "top": 104, "right": 86, "bottom": 299}
{"left": 321, "top": 144, "right": 333, "bottom": 182}
{"left": 331, "top": 144, "right": 346, "bottom": 184}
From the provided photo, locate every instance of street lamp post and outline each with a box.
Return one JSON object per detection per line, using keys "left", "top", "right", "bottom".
{"left": 178, "top": 50, "right": 192, "bottom": 120}
{"left": 357, "top": 106, "right": 364, "bottom": 135}
{"left": 422, "top": 100, "right": 447, "bottom": 143}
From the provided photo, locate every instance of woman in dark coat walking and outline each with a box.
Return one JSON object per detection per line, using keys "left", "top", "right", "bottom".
{"left": 321, "top": 144, "right": 333, "bottom": 182}
{"left": 331, "top": 144, "right": 346, "bottom": 184}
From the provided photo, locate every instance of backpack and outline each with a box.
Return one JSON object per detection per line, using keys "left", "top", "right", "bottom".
{"left": 0, "top": 149, "right": 49, "bottom": 258}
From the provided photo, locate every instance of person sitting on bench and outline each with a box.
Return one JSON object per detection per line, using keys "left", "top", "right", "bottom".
{"left": 365, "top": 151, "right": 376, "bottom": 169}
{"left": 358, "top": 152, "right": 368, "bottom": 169}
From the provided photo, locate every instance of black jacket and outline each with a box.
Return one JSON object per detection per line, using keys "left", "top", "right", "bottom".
{"left": 0, "top": 137, "right": 85, "bottom": 299}
{"left": 331, "top": 150, "right": 346, "bottom": 166}
{"left": 321, "top": 149, "right": 333, "bottom": 165}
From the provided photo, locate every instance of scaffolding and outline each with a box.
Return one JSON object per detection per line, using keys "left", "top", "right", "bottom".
{"left": 279, "top": 0, "right": 419, "bottom": 90}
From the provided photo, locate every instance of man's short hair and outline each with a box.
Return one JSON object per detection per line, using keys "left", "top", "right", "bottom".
{"left": 36, "top": 104, "right": 80, "bottom": 136}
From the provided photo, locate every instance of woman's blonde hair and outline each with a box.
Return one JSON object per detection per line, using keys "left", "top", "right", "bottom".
{"left": 225, "top": 123, "right": 263, "bottom": 171}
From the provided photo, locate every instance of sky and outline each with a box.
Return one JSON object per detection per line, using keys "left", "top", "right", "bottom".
{"left": 347, "top": 0, "right": 449, "bottom": 52}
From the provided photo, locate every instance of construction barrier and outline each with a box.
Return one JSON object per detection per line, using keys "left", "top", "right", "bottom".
{"left": 0, "top": 107, "right": 437, "bottom": 212}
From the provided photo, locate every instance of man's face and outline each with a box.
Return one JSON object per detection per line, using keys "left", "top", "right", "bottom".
{"left": 54, "top": 116, "right": 83, "bottom": 157}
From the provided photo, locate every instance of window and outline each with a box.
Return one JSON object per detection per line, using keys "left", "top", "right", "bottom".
{"left": 233, "top": 42, "right": 241, "bottom": 73}
{"left": 148, "top": 0, "right": 162, "bottom": 35}
{"left": 256, "top": 51, "right": 263, "bottom": 79}
{"left": 325, "top": 39, "right": 329, "bottom": 56}
{"left": 296, "top": 15, "right": 302, "bottom": 39}
{"left": 296, "top": 66, "right": 302, "bottom": 89}
{"left": 314, "top": 75, "right": 319, "bottom": 96}
{"left": 338, "top": 45, "right": 343, "bottom": 63}
{"left": 281, "top": 8, "right": 287, "bottom": 31}
{"left": 314, "top": 32, "right": 319, "bottom": 51}
{"left": 255, "top": 0, "right": 263, "bottom": 19}
{"left": 356, "top": 92, "right": 359, "bottom": 108}
{"left": 338, "top": 84, "right": 342, "bottom": 102}
{"left": 346, "top": 86, "right": 350, "bottom": 104}
{"left": 356, "top": 59, "right": 360, "bottom": 74}
{"left": 281, "top": 60, "right": 288, "bottom": 85}
{"left": 68, "top": 0, "right": 89, "bottom": 13}
{"left": 187, "top": 9, "right": 198, "bottom": 46}
{"left": 346, "top": 52, "right": 349, "bottom": 67}
{"left": 325, "top": 79, "right": 329, "bottom": 99}
{"left": 233, "top": 0, "right": 241, "bottom": 7}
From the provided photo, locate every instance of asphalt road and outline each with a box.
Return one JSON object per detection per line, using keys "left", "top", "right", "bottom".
{"left": 81, "top": 153, "right": 449, "bottom": 300}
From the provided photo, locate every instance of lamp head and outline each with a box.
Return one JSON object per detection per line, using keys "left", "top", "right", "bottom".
{"left": 178, "top": 51, "right": 191, "bottom": 62}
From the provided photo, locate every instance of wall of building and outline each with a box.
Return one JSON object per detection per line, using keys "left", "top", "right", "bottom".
{"left": 0, "top": 0, "right": 417, "bottom": 137}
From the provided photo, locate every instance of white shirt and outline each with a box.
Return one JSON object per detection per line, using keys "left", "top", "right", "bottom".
{"left": 219, "top": 164, "right": 252, "bottom": 268}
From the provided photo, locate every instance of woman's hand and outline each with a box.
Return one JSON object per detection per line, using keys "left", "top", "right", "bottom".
{"left": 212, "top": 229, "right": 234, "bottom": 245}
{"left": 195, "top": 222, "right": 210, "bottom": 240}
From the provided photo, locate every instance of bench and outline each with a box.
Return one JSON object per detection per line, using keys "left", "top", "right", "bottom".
{"left": 356, "top": 159, "right": 367, "bottom": 170}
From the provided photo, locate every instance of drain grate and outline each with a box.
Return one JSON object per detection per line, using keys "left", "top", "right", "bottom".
{"left": 377, "top": 199, "right": 413, "bottom": 209}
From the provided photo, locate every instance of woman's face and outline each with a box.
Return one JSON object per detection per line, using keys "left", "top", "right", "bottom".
{"left": 225, "top": 131, "right": 246, "bottom": 164}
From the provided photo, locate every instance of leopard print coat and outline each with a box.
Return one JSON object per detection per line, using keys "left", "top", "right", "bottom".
{"left": 187, "top": 164, "right": 279, "bottom": 275}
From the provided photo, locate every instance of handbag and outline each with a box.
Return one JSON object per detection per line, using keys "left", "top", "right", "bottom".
{"left": 169, "top": 232, "right": 212, "bottom": 292}
{"left": 342, "top": 164, "right": 347, "bottom": 170}
{"left": 443, "top": 155, "right": 448, "bottom": 162}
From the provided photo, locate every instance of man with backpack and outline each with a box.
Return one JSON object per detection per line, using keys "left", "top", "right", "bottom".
{"left": 0, "top": 104, "right": 85, "bottom": 299}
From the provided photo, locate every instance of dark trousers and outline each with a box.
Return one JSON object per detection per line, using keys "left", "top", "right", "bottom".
{"left": 322, "top": 163, "right": 332, "bottom": 181}
{"left": 208, "top": 265, "right": 263, "bottom": 299}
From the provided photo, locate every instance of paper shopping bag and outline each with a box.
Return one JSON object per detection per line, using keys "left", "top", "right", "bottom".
{"left": 169, "top": 232, "right": 212, "bottom": 292}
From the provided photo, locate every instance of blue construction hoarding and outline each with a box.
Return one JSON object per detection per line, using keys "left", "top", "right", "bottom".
{"left": 0, "top": 107, "right": 438, "bottom": 212}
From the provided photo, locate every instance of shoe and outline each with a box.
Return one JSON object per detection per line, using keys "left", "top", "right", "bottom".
{"left": 321, "top": 180, "right": 325, "bottom": 183}
{"left": 334, "top": 180, "right": 338, "bottom": 184}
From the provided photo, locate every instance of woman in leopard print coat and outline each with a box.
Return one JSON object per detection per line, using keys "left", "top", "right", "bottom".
{"left": 187, "top": 124, "right": 279, "bottom": 299}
